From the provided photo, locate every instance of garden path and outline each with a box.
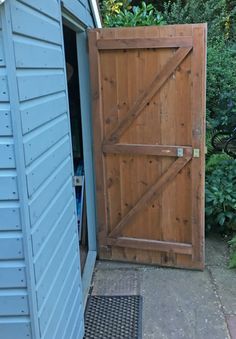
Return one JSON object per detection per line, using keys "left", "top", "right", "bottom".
{"left": 90, "top": 234, "right": 236, "bottom": 338}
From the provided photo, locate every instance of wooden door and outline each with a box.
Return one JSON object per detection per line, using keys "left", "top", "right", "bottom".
{"left": 88, "top": 24, "right": 206, "bottom": 270}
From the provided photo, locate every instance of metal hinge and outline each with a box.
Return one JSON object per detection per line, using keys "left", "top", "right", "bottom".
{"left": 193, "top": 148, "right": 200, "bottom": 158}
{"left": 177, "top": 148, "right": 184, "bottom": 157}
{"left": 73, "top": 175, "right": 84, "bottom": 187}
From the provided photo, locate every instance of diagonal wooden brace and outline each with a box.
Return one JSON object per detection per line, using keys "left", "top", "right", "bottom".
{"left": 108, "top": 156, "right": 192, "bottom": 238}
{"left": 105, "top": 47, "right": 192, "bottom": 143}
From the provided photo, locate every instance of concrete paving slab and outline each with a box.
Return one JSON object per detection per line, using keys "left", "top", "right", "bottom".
{"left": 209, "top": 266, "right": 236, "bottom": 315}
{"left": 91, "top": 236, "right": 234, "bottom": 339}
{"left": 91, "top": 264, "right": 230, "bottom": 339}
{"left": 92, "top": 268, "right": 141, "bottom": 296}
{"left": 141, "top": 268, "right": 229, "bottom": 339}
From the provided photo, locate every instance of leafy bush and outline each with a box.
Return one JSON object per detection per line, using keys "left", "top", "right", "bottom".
{"left": 205, "top": 159, "right": 236, "bottom": 232}
{"left": 206, "top": 153, "right": 231, "bottom": 173}
{"left": 101, "top": 1, "right": 165, "bottom": 27}
{"left": 161, "top": 0, "right": 236, "bottom": 129}
{"left": 162, "top": 0, "right": 235, "bottom": 42}
{"left": 207, "top": 42, "right": 236, "bottom": 129}
{"left": 101, "top": 0, "right": 131, "bottom": 18}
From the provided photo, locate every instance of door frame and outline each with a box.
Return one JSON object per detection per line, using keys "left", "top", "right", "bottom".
{"left": 62, "top": 8, "right": 97, "bottom": 307}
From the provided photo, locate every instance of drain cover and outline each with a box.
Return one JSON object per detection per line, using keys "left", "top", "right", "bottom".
{"left": 84, "top": 295, "right": 142, "bottom": 339}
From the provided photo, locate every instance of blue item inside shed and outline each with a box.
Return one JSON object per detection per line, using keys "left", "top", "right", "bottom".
{"left": 75, "top": 161, "right": 85, "bottom": 240}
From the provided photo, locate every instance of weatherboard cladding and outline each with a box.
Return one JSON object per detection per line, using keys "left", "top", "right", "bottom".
{"left": 62, "top": 0, "right": 94, "bottom": 27}
{"left": 0, "top": 0, "right": 95, "bottom": 338}
{"left": 14, "top": 0, "right": 83, "bottom": 337}
{"left": 0, "top": 7, "right": 31, "bottom": 339}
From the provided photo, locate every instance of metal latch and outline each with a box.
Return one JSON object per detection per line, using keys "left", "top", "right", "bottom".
{"left": 177, "top": 148, "right": 184, "bottom": 157}
{"left": 73, "top": 175, "right": 84, "bottom": 187}
{"left": 193, "top": 149, "right": 200, "bottom": 158}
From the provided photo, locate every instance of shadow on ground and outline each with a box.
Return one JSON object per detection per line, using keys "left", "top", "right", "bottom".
{"left": 90, "top": 234, "right": 236, "bottom": 339}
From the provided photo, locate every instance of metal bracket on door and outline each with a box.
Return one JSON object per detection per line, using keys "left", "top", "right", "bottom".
{"left": 73, "top": 175, "right": 84, "bottom": 187}
{"left": 193, "top": 149, "right": 200, "bottom": 158}
{"left": 177, "top": 148, "right": 184, "bottom": 157}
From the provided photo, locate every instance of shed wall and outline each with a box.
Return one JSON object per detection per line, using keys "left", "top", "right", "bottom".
{"left": 0, "top": 0, "right": 95, "bottom": 338}
{"left": 0, "top": 7, "right": 32, "bottom": 339}
{"left": 62, "top": 0, "right": 94, "bottom": 27}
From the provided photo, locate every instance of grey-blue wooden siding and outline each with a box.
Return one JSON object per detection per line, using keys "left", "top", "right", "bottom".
{"left": 0, "top": 0, "right": 95, "bottom": 338}
{"left": 0, "top": 6, "right": 31, "bottom": 338}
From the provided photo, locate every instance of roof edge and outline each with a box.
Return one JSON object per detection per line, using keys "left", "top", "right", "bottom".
{"left": 89, "top": 0, "right": 102, "bottom": 28}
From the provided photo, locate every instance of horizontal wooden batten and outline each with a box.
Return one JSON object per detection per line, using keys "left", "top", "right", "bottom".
{"left": 107, "top": 237, "right": 193, "bottom": 255}
{"left": 103, "top": 143, "right": 193, "bottom": 157}
{"left": 97, "top": 37, "right": 193, "bottom": 50}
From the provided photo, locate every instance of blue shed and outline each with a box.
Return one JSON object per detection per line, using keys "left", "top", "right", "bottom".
{"left": 0, "top": 0, "right": 100, "bottom": 338}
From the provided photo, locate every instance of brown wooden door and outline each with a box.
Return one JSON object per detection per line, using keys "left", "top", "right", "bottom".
{"left": 88, "top": 24, "right": 206, "bottom": 270}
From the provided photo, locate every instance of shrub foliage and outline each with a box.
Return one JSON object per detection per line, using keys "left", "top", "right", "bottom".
{"left": 161, "top": 0, "right": 236, "bottom": 129}
{"left": 101, "top": 0, "right": 164, "bottom": 27}
{"left": 206, "top": 158, "right": 236, "bottom": 232}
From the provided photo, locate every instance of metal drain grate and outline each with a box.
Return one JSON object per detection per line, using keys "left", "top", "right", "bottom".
{"left": 84, "top": 295, "right": 142, "bottom": 339}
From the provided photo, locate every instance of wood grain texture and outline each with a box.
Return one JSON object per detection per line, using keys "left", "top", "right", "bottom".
{"left": 191, "top": 25, "right": 207, "bottom": 267}
{"left": 103, "top": 143, "right": 193, "bottom": 157}
{"left": 106, "top": 46, "right": 192, "bottom": 143}
{"left": 88, "top": 30, "right": 108, "bottom": 246}
{"left": 89, "top": 25, "right": 206, "bottom": 269}
{"left": 107, "top": 238, "right": 193, "bottom": 255}
{"left": 97, "top": 36, "right": 193, "bottom": 49}
{"left": 109, "top": 156, "right": 191, "bottom": 238}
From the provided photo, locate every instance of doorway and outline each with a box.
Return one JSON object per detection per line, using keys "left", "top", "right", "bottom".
{"left": 62, "top": 17, "right": 97, "bottom": 306}
{"left": 63, "top": 25, "right": 88, "bottom": 272}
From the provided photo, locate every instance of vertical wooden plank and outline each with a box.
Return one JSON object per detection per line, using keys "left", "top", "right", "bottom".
{"left": 158, "top": 26, "right": 177, "bottom": 260}
{"left": 191, "top": 25, "right": 206, "bottom": 267}
{"left": 117, "top": 40, "right": 138, "bottom": 261}
{"left": 100, "top": 49, "right": 121, "bottom": 235}
{"left": 174, "top": 24, "right": 195, "bottom": 268}
{"left": 122, "top": 28, "right": 150, "bottom": 262}
{"left": 105, "top": 29, "right": 133, "bottom": 260}
{"left": 116, "top": 49, "right": 130, "bottom": 240}
{"left": 88, "top": 31, "right": 108, "bottom": 253}
{"left": 121, "top": 32, "right": 142, "bottom": 243}
{"left": 174, "top": 25, "right": 192, "bottom": 246}
{"left": 141, "top": 39, "right": 162, "bottom": 264}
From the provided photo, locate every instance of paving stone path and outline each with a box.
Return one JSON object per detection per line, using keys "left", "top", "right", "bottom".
{"left": 91, "top": 234, "right": 236, "bottom": 339}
